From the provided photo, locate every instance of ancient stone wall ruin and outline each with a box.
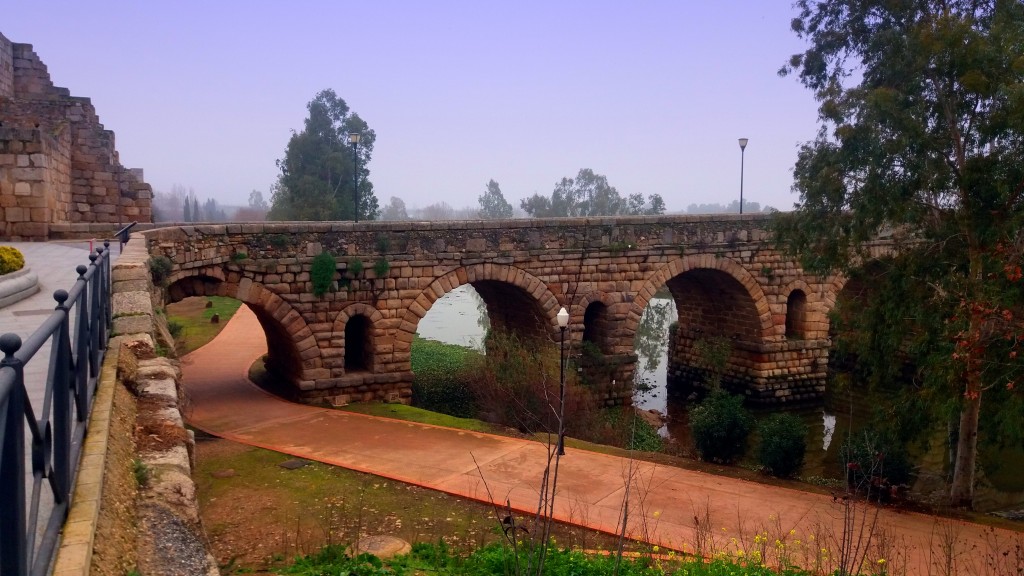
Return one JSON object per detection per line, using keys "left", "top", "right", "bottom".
{"left": 0, "top": 32, "right": 152, "bottom": 240}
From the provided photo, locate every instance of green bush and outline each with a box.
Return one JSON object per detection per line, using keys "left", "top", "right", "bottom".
{"left": 410, "top": 337, "right": 478, "bottom": 418}
{"left": 310, "top": 251, "right": 337, "bottom": 297}
{"left": 373, "top": 257, "right": 390, "bottom": 278}
{"left": 347, "top": 258, "right": 364, "bottom": 277}
{"left": 0, "top": 246, "right": 25, "bottom": 275}
{"left": 689, "top": 388, "right": 752, "bottom": 463}
{"left": 757, "top": 413, "right": 807, "bottom": 478}
{"left": 147, "top": 255, "right": 173, "bottom": 285}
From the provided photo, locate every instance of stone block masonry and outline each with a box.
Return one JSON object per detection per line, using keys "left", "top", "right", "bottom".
{"left": 0, "top": 32, "right": 152, "bottom": 240}
{"left": 140, "top": 215, "right": 878, "bottom": 406}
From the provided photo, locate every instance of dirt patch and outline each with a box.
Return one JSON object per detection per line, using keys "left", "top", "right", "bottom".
{"left": 135, "top": 394, "right": 189, "bottom": 452}
{"left": 90, "top": 380, "right": 139, "bottom": 576}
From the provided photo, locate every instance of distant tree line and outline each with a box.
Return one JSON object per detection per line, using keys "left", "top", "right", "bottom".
{"left": 151, "top": 185, "right": 269, "bottom": 223}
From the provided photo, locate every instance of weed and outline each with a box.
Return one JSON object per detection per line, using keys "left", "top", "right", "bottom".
{"left": 133, "top": 458, "right": 150, "bottom": 487}
{"left": 147, "top": 255, "right": 173, "bottom": 286}
{"left": 310, "top": 252, "right": 337, "bottom": 297}
{"left": 373, "top": 257, "right": 390, "bottom": 278}
{"left": 231, "top": 252, "right": 248, "bottom": 262}
{"left": 348, "top": 258, "right": 364, "bottom": 277}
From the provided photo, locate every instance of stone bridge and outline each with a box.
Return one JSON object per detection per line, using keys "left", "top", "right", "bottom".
{"left": 139, "top": 214, "right": 871, "bottom": 405}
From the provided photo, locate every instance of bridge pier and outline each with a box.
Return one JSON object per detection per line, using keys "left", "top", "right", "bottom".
{"left": 666, "top": 329, "right": 829, "bottom": 403}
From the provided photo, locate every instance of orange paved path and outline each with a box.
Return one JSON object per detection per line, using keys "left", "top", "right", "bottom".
{"left": 182, "top": 306, "right": 1020, "bottom": 573}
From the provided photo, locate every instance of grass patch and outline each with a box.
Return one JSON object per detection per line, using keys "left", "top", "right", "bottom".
{"left": 195, "top": 436, "right": 636, "bottom": 572}
{"left": 166, "top": 296, "right": 243, "bottom": 354}
{"left": 411, "top": 336, "right": 480, "bottom": 418}
{"left": 339, "top": 403, "right": 500, "bottom": 434}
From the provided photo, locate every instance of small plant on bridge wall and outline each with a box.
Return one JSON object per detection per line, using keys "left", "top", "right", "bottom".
{"left": 310, "top": 251, "right": 338, "bottom": 297}
{"left": 231, "top": 251, "right": 248, "bottom": 262}
{"left": 373, "top": 257, "right": 390, "bottom": 278}
{"left": 374, "top": 233, "right": 391, "bottom": 253}
{"left": 147, "top": 255, "right": 173, "bottom": 286}
{"left": 267, "top": 233, "right": 290, "bottom": 249}
{"left": 347, "top": 258, "right": 364, "bottom": 277}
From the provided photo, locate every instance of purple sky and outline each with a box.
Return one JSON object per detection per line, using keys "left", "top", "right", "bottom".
{"left": 5, "top": 1, "right": 821, "bottom": 213}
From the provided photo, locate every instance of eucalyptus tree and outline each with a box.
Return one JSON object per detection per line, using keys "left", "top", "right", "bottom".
{"left": 269, "top": 89, "right": 379, "bottom": 221}
{"left": 778, "top": 0, "right": 1024, "bottom": 507}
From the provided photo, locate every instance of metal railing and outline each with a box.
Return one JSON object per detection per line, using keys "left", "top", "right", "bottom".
{"left": 0, "top": 241, "right": 114, "bottom": 576}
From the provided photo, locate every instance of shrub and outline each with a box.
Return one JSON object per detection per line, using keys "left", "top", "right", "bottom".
{"left": 147, "top": 255, "right": 173, "bottom": 285}
{"left": 689, "top": 388, "right": 752, "bottom": 463}
{"left": 0, "top": 246, "right": 26, "bottom": 275}
{"left": 841, "top": 429, "right": 913, "bottom": 500}
{"left": 310, "top": 251, "right": 337, "bottom": 297}
{"left": 757, "top": 413, "right": 807, "bottom": 478}
{"left": 373, "top": 257, "right": 390, "bottom": 278}
{"left": 470, "top": 331, "right": 594, "bottom": 436}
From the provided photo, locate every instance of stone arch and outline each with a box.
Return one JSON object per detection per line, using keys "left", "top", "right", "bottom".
{"left": 396, "top": 263, "right": 562, "bottom": 353}
{"left": 163, "top": 269, "right": 322, "bottom": 389}
{"left": 330, "top": 303, "right": 386, "bottom": 374}
{"left": 574, "top": 291, "right": 616, "bottom": 354}
{"left": 625, "top": 255, "right": 773, "bottom": 339}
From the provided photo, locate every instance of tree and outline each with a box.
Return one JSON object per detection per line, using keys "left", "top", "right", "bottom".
{"left": 519, "top": 168, "right": 665, "bottom": 217}
{"left": 778, "top": 0, "right": 1024, "bottom": 508}
{"left": 478, "top": 179, "right": 513, "bottom": 219}
{"left": 268, "top": 89, "right": 379, "bottom": 221}
{"left": 181, "top": 193, "right": 191, "bottom": 222}
{"left": 248, "top": 189, "right": 268, "bottom": 211}
{"left": 380, "top": 196, "right": 410, "bottom": 221}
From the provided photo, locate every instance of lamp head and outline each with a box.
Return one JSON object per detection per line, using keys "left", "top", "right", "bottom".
{"left": 349, "top": 132, "right": 361, "bottom": 145}
{"left": 738, "top": 137, "right": 748, "bottom": 150}
{"left": 556, "top": 307, "right": 569, "bottom": 328}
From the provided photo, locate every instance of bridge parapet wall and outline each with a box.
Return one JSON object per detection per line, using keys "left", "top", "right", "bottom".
{"left": 142, "top": 215, "right": 838, "bottom": 404}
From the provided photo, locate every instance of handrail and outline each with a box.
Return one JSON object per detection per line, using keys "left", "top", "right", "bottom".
{"left": 0, "top": 242, "right": 114, "bottom": 576}
{"left": 114, "top": 221, "right": 138, "bottom": 251}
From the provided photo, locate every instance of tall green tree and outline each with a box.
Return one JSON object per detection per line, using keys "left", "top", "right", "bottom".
{"left": 269, "top": 89, "right": 379, "bottom": 221}
{"left": 778, "top": 0, "right": 1024, "bottom": 508}
{"left": 478, "top": 179, "right": 514, "bottom": 219}
{"left": 519, "top": 168, "right": 666, "bottom": 217}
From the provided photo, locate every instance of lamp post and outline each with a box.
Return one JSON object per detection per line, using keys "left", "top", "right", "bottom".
{"left": 350, "top": 132, "right": 361, "bottom": 222}
{"left": 738, "top": 137, "right": 748, "bottom": 215}
{"left": 556, "top": 306, "right": 569, "bottom": 456}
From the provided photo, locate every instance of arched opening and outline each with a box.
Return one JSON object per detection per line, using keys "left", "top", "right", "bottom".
{"left": 786, "top": 289, "right": 808, "bottom": 339}
{"left": 662, "top": 268, "right": 764, "bottom": 393}
{"left": 164, "top": 274, "right": 311, "bottom": 398}
{"left": 582, "top": 301, "right": 612, "bottom": 354}
{"left": 344, "top": 314, "right": 373, "bottom": 372}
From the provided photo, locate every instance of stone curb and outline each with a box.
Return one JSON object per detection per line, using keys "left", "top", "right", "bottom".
{"left": 0, "top": 266, "right": 40, "bottom": 308}
{"left": 51, "top": 345, "right": 120, "bottom": 576}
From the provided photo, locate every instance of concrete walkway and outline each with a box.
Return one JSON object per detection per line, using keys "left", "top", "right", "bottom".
{"left": 182, "top": 306, "right": 1022, "bottom": 574}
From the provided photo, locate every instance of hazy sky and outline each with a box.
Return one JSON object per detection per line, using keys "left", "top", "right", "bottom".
{"left": 5, "top": 1, "right": 822, "bottom": 213}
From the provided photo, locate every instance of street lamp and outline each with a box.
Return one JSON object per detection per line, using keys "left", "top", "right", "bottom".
{"left": 556, "top": 306, "right": 569, "bottom": 456}
{"left": 738, "top": 137, "right": 748, "bottom": 215}
{"left": 350, "top": 132, "right": 361, "bottom": 222}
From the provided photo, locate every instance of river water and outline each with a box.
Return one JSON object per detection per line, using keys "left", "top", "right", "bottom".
{"left": 416, "top": 287, "right": 1024, "bottom": 509}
